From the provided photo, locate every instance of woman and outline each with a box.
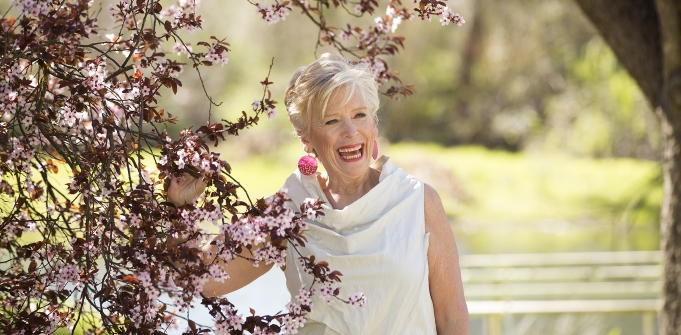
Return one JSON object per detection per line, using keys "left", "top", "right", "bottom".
{"left": 169, "top": 53, "right": 469, "bottom": 334}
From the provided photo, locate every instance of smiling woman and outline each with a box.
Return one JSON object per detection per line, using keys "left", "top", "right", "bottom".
{"left": 278, "top": 53, "right": 470, "bottom": 334}
{"left": 285, "top": 54, "right": 380, "bottom": 209}
{"left": 168, "top": 53, "right": 470, "bottom": 335}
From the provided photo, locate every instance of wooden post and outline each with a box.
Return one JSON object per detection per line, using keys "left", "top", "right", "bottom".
{"left": 487, "top": 314, "right": 502, "bottom": 335}
{"left": 642, "top": 311, "right": 655, "bottom": 335}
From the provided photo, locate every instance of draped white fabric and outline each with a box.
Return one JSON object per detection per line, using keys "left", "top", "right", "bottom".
{"left": 281, "top": 157, "right": 437, "bottom": 335}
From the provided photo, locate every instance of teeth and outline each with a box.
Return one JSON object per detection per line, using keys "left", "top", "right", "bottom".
{"left": 342, "top": 153, "right": 362, "bottom": 160}
{"left": 338, "top": 145, "right": 362, "bottom": 153}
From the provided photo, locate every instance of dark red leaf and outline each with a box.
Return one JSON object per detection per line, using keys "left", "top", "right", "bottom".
{"left": 122, "top": 275, "right": 139, "bottom": 284}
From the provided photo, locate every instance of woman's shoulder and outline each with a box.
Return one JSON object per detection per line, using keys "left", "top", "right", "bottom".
{"left": 422, "top": 183, "right": 448, "bottom": 234}
{"left": 423, "top": 183, "right": 441, "bottom": 202}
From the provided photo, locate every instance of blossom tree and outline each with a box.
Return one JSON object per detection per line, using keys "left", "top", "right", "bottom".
{"left": 0, "top": 0, "right": 463, "bottom": 334}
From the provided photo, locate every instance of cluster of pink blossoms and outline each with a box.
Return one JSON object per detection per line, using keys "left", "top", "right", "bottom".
{"left": 158, "top": 131, "right": 222, "bottom": 174}
{"left": 14, "top": 0, "right": 50, "bottom": 17}
{"left": 206, "top": 42, "right": 230, "bottom": 66}
{"left": 172, "top": 42, "right": 194, "bottom": 56}
{"left": 213, "top": 304, "right": 246, "bottom": 335}
{"left": 255, "top": 1, "right": 293, "bottom": 25}
{"left": 318, "top": 282, "right": 339, "bottom": 305}
{"left": 376, "top": 4, "right": 414, "bottom": 33}
{"left": 158, "top": 0, "right": 203, "bottom": 32}
{"left": 252, "top": 99, "right": 277, "bottom": 121}
{"left": 348, "top": 292, "right": 367, "bottom": 307}
{"left": 1, "top": 64, "right": 29, "bottom": 119}
{"left": 439, "top": 7, "right": 465, "bottom": 26}
{"left": 278, "top": 287, "right": 312, "bottom": 334}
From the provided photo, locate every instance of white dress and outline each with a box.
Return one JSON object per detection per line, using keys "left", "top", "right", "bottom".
{"left": 281, "top": 157, "right": 437, "bottom": 335}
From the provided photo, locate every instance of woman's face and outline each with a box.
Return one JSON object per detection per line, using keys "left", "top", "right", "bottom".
{"left": 303, "top": 86, "right": 377, "bottom": 181}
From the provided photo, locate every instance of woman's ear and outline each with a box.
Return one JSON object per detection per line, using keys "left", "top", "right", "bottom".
{"left": 299, "top": 133, "right": 313, "bottom": 154}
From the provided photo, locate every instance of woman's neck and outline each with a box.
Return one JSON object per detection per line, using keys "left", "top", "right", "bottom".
{"left": 319, "top": 168, "right": 380, "bottom": 209}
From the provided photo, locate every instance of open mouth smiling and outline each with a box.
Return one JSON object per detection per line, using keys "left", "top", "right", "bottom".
{"left": 338, "top": 144, "right": 363, "bottom": 161}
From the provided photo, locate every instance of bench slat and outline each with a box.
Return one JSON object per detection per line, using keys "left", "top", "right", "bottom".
{"left": 467, "top": 299, "right": 662, "bottom": 314}
{"left": 464, "top": 281, "right": 661, "bottom": 300}
{"left": 462, "top": 265, "right": 662, "bottom": 283}
{"left": 460, "top": 251, "right": 661, "bottom": 267}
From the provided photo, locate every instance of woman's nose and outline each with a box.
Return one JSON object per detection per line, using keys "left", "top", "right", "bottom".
{"left": 340, "top": 118, "right": 359, "bottom": 137}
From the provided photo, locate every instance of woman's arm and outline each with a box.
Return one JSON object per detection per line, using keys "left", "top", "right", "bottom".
{"left": 166, "top": 174, "right": 278, "bottom": 297}
{"left": 198, "top": 237, "right": 277, "bottom": 297}
{"left": 424, "top": 184, "right": 470, "bottom": 335}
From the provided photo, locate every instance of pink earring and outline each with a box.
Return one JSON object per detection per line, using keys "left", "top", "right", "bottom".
{"left": 298, "top": 154, "right": 318, "bottom": 176}
{"left": 372, "top": 139, "right": 378, "bottom": 160}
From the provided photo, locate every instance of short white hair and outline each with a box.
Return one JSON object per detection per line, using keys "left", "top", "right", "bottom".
{"left": 284, "top": 53, "right": 380, "bottom": 136}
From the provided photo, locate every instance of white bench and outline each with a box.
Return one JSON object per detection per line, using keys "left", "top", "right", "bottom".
{"left": 460, "top": 251, "right": 662, "bottom": 335}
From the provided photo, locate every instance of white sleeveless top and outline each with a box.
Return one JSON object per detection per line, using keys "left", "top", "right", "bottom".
{"left": 281, "top": 157, "right": 437, "bottom": 335}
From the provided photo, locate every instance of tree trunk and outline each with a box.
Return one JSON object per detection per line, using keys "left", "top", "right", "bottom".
{"left": 656, "top": 0, "right": 681, "bottom": 332}
{"left": 659, "top": 107, "right": 681, "bottom": 334}
{"left": 450, "top": 0, "right": 487, "bottom": 145}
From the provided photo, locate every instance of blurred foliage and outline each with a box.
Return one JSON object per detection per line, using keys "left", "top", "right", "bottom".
{"left": 381, "top": 0, "right": 659, "bottom": 159}
{"left": 0, "top": 0, "right": 657, "bottom": 156}
{"left": 218, "top": 141, "right": 662, "bottom": 254}
{"left": 124, "top": 0, "right": 660, "bottom": 160}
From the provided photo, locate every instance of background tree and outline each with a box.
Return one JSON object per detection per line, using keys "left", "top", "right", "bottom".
{"left": 573, "top": 0, "right": 681, "bottom": 333}
{"left": 0, "top": 0, "right": 463, "bottom": 334}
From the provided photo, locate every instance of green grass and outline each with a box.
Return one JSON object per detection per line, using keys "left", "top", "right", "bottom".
{"left": 387, "top": 143, "right": 661, "bottom": 222}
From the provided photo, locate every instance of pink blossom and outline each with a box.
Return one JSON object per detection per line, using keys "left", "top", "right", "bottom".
{"left": 348, "top": 292, "right": 367, "bottom": 307}
{"left": 267, "top": 107, "right": 277, "bottom": 120}
{"left": 208, "top": 264, "right": 228, "bottom": 283}
{"left": 440, "top": 7, "right": 465, "bottom": 26}
{"left": 172, "top": 42, "right": 192, "bottom": 56}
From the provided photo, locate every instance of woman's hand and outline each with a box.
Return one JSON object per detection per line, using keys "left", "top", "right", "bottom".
{"left": 167, "top": 173, "right": 208, "bottom": 206}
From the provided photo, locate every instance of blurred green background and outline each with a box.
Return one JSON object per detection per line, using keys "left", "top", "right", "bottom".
{"left": 137, "top": 0, "right": 662, "bottom": 255}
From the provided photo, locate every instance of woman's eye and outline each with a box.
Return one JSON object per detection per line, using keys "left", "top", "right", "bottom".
{"left": 325, "top": 119, "right": 338, "bottom": 125}
{"left": 355, "top": 113, "right": 367, "bottom": 118}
